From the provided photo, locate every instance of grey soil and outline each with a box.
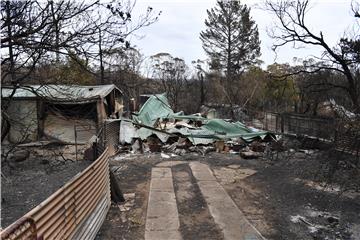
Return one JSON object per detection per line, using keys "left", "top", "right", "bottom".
{"left": 2, "top": 147, "right": 359, "bottom": 240}
{"left": 1, "top": 152, "right": 90, "bottom": 228}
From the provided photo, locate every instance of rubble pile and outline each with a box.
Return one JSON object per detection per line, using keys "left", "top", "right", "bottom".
{"left": 118, "top": 94, "right": 276, "bottom": 157}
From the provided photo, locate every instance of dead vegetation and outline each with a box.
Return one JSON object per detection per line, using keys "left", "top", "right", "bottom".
{"left": 1, "top": 1, "right": 359, "bottom": 239}
{"left": 1, "top": 143, "right": 91, "bottom": 227}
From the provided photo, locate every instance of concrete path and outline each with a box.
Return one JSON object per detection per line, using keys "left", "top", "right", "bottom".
{"left": 145, "top": 167, "right": 182, "bottom": 240}
{"left": 145, "top": 162, "right": 264, "bottom": 240}
{"left": 189, "top": 162, "right": 265, "bottom": 240}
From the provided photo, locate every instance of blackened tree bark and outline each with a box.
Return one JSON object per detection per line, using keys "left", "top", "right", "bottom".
{"left": 1, "top": 0, "right": 99, "bottom": 84}
{"left": 266, "top": 0, "right": 360, "bottom": 113}
{"left": 1, "top": 0, "right": 160, "bottom": 85}
{"left": 83, "top": 2, "right": 160, "bottom": 85}
{"left": 4, "top": 1, "right": 14, "bottom": 82}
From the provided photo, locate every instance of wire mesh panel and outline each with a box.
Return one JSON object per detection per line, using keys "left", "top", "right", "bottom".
{"left": 74, "top": 123, "right": 97, "bottom": 144}
{"left": 262, "top": 111, "right": 358, "bottom": 156}
{"left": 335, "top": 118, "right": 360, "bottom": 156}
{"left": 97, "top": 119, "right": 120, "bottom": 156}
{"left": 264, "top": 112, "right": 281, "bottom": 132}
{"left": 103, "top": 119, "right": 120, "bottom": 148}
{"left": 282, "top": 114, "right": 335, "bottom": 140}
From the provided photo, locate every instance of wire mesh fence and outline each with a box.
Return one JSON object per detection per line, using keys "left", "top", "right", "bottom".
{"left": 97, "top": 119, "right": 120, "bottom": 156}
{"left": 257, "top": 111, "right": 359, "bottom": 156}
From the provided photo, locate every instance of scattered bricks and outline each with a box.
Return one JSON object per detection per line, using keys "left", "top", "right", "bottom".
{"left": 174, "top": 148, "right": 187, "bottom": 155}
{"left": 203, "top": 146, "right": 216, "bottom": 154}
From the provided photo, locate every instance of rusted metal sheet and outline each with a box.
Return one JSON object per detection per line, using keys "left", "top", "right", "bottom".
{"left": 2, "top": 84, "right": 121, "bottom": 103}
{"left": 0, "top": 217, "right": 37, "bottom": 240}
{"left": 0, "top": 148, "right": 111, "bottom": 240}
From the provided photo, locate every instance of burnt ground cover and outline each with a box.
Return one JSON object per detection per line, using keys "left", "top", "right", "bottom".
{"left": 1, "top": 145, "right": 91, "bottom": 228}
{"left": 213, "top": 151, "right": 360, "bottom": 240}
{"left": 97, "top": 146, "right": 360, "bottom": 240}
{"left": 1, "top": 140, "right": 359, "bottom": 240}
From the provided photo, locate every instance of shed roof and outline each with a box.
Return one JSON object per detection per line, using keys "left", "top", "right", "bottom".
{"left": 1, "top": 84, "right": 122, "bottom": 103}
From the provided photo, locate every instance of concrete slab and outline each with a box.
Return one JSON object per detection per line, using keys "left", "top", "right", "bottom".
{"left": 145, "top": 167, "right": 182, "bottom": 240}
{"left": 146, "top": 215, "right": 180, "bottom": 231}
{"left": 145, "top": 230, "right": 182, "bottom": 240}
{"left": 189, "top": 162, "right": 216, "bottom": 181}
{"left": 146, "top": 200, "right": 178, "bottom": 218}
{"left": 150, "top": 177, "right": 174, "bottom": 190}
{"left": 148, "top": 191, "right": 176, "bottom": 202}
{"left": 151, "top": 167, "right": 172, "bottom": 178}
{"left": 156, "top": 161, "right": 187, "bottom": 167}
{"left": 189, "top": 162, "right": 265, "bottom": 240}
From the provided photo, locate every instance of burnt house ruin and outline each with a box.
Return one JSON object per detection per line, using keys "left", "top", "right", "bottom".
{"left": 2, "top": 84, "right": 123, "bottom": 144}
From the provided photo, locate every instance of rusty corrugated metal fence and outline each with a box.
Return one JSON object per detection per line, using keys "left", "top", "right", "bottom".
{"left": 1, "top": 148, "right": 111, "bottom": 240}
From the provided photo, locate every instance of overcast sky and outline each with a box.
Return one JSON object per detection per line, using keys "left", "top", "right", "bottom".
{"left": 130, "top": 0, "right": 358, "bottom": 68}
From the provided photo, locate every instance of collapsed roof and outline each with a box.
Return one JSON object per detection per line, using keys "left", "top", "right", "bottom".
{"left": 124, "top": 93, "right": 273, "bottom": 145}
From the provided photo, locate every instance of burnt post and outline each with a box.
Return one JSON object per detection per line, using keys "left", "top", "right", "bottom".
{"left": 74, "top": 124, "right": 77, "bottom": 161}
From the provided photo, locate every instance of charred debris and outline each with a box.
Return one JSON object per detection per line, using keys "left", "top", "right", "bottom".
{"left": 118, "top": 93, "right": 277, "bottom": 158}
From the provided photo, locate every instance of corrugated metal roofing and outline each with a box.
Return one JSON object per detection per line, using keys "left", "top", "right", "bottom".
{"left": 1, "top": 84, "right": 121, "bottom": 102}
{"left": 131, "top": 93, "right": 274, "bottom": 144}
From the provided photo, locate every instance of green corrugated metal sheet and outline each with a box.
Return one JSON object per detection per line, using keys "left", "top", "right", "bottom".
{"left": 133, "top": 93, "right": 174, "bottom": 126}
{"left": 131, "top": 94, "right": 273, "bottom": 144}
{"left": 133, "top": 93, "right": 205, "bottom": 126}
{"left": 202, "top": 119, "right": 270, "bottom": 142}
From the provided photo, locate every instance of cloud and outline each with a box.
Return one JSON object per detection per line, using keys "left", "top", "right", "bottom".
{"left": 131, "top": 0, "right": 356, "bottom": 67}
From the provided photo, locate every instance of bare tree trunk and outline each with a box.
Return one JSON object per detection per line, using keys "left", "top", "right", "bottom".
{"left": 200, "top": 73, "right": 205, "bottom": 106}
{"left": 50, "top": 1, "right": 60, "bottom": 63}
{"left": 266, "top": 0, "right": 359, "bottom": 113}
{"left": 5, "top": 1, "right": 14, "bottom": 83}
{"left": 99, "top": 30, "right": 104, "bottom": 84}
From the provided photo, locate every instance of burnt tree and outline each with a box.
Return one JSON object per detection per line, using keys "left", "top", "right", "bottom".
{"left": 266, "top": 0, "right": 360, "bottom": 113}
